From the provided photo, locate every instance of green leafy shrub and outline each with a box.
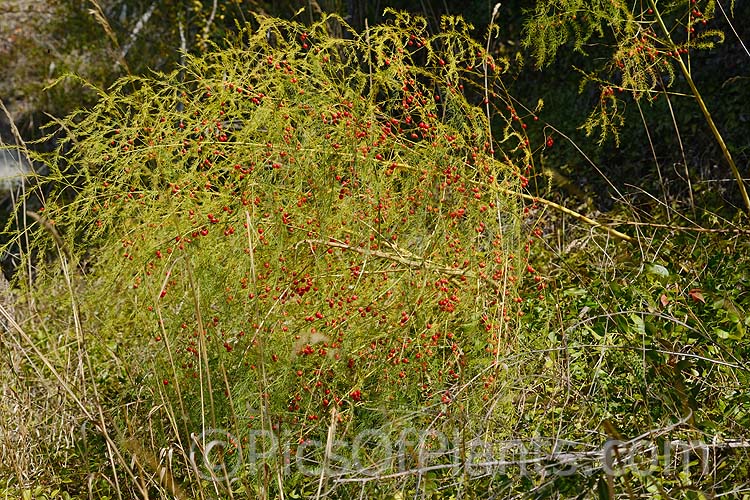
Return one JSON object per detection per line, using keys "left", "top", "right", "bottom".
{"left": 515, "top": 214, "right": 750, "bottom": 497}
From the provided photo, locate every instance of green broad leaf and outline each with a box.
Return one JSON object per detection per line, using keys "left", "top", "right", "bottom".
{"left": 734, "top": 322, "right": 745, "bottom": 339}
{"left": 646, "top": 263, "right": 669, "bottom": 278}
{"left": 714, "top": 328, "right": 731, "bottom": 340}
{"left": 630, "top": 313, "right": 645, "bottom": 336}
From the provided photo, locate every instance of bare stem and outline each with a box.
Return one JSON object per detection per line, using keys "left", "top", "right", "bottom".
{"left": 648, "top": 0, "right": 750, "bottom": 213}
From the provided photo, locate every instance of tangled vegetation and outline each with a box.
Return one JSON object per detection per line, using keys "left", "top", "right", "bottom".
{"left": 1, "top": 4, "right": 749, "bottom": 499}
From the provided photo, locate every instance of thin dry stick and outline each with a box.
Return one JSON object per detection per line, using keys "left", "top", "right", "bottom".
{"left": 635, "top": 99, "right": 670, "bottom": 222}
{"left": 154, "top": 261, "right": 190, "bottom": 440}
{"left": 244, "top": 209, "right": 283, "bottom": 499}
{"left": 492, "top": 186, "right": 635, "bottom": 243}
{"left": 122, "top": 439, "right": 189, "bottom": 499}
{"left": 384, "top": 157, "right": 635, "bottom": 244}
{"left": 659, "top": 74, "right": 694, "bottom": 211}
{"left": 0, "top": 302, "right": 147, "bottom": 499}
{"left": 716, "top": 0, "right": 750, "bottom": 58}
{"left": 88, "top": 0, "right": 131, "bottom": 74}
{"left": 333, "top": 412, "right": 735, "bottom": 485}
{"left": 485, "top": 1, "right": 511, "bottom": 370}
{"left": 483, "top": 2, "right": 502, "bottom": 153}
{"left": 315, "top": 406, "right": 339, "bottom": 500}
{"left": 245, "top": 210, "right": 257, "bottom": 291}
{"left": 0, "top": 99, "right": 43, "bottom": 311}
{"left": 219, "top": 364, "right": 240, "bottom": 500}
{"left": 183, "top": 257, "right": 218, "bottom": 483}
{"left": 303, "top": 238, "right": 502, "bottom": 289}
{"left": 615, "top": 221, "right": 750, "bottom": 235}
{"left": 23, "top": 210, "right": 69, "bottom": 259}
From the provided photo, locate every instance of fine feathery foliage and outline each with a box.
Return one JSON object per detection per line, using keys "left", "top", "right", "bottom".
{"left": 10, "top": 11, "right": 540, "bottom": 496}
{"left": 522, "top": 0, "right": 725, "bottom": 144}
{"left": 521, "top": 0, "right": 750, "bottom": 212}
{"left": 4, "top": 8, "right": 750, "bottom": 499}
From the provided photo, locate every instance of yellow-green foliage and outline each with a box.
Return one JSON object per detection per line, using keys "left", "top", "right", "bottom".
{"left": 523, "top": 0, "right": 726, "bottom": 144}
{"left": 25, "top": 12, "right": 529, "bottom": 454}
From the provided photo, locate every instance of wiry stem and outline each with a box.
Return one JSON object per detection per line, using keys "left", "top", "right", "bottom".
{"left": 648, "top": 0, "right": 750, "bottom": 213}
